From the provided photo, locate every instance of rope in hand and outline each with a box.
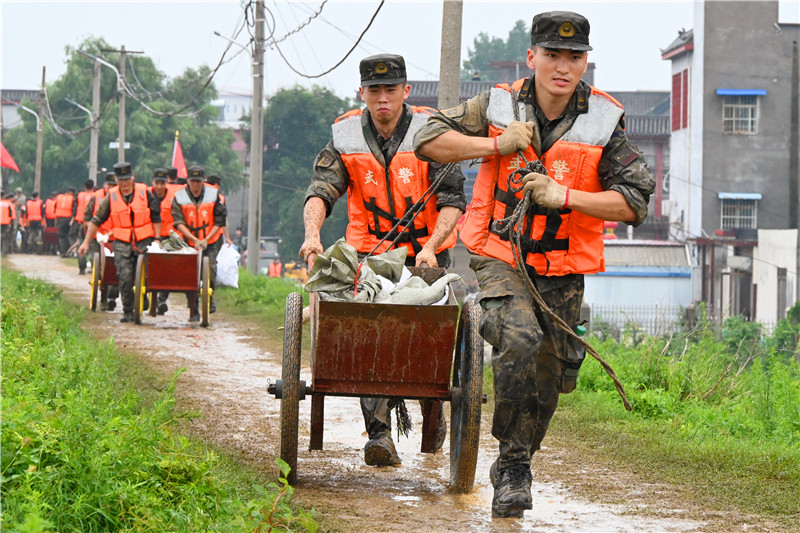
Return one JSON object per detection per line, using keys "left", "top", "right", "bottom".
{"left": 353, "top": 162, "right": 458, "bottom": 294}
{"left": 493, "top": 90, "right": 632, "bottom": 410}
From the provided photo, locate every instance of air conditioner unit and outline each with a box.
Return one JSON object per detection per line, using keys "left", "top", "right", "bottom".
{"left": 727, "top": 255, "right": 752, "bottom": 272}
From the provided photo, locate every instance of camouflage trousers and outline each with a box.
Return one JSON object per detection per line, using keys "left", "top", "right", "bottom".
{"left": 26, "top": 222, "right": 42, "bottom": 253}
{"left": 70, "top": 223, "right": 86, "bottom": 271}
{"left": 57, "top": 217, "right": 72, "bottom": 256}
{"left": 114, "top": 239, "right": 153, "bottom": 313}
{"left": 360, "top": 249, "right": 452, "bottom": 437}
{"left": 470, "top": 254, "right": 584, "bottom": 470}
{"left": 0, "top": 224, "right": 13, "bottom": 254}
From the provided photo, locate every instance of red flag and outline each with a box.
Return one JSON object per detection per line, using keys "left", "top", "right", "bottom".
{"left": 1, "top": 142, "right": 20, "bottom": 173}
{"left": 172, "top": 131, "right": 187, "bottom": 178}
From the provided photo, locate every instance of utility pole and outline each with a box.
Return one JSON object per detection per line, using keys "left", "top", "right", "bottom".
{"left": 437, "top": 0, "right": 463, "bottom": 109}
{"left": 247, "top": 0, "right": 265, "bottom": 275}
{"left": 35, "top": 67, "right": 45, "bottom": 194}
{"left": 100, "top": 46, "right": 142, "bottom": 163}
{"left": 90, "top": 59, "right": 101, "bottom": 183}
{"left": 118, "top": 45, "right": 127, "bottom": 163}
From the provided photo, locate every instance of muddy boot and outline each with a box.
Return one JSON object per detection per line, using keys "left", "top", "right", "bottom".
{"left": 100, "top": 299, "right": 108, "bottom": 312}
{"left": 364, "top": 432, "right": 401, "bottom": 467}
{"left": 157, "top": 301, "right": 168, "bottom": 315}
{"left": 187, "top": 293, "right": 199, "bottom": 322}
{"left": 120, "top": 311, "right": 134, "bottom": 323}
{"left": 106, "top": 299, "right": 116, "bottom": 311}
{"left": 433, "top": 407, "right": 447, "bottom": 452}
{"left": 491, "top": 460, "right": 532, "bottom": 518}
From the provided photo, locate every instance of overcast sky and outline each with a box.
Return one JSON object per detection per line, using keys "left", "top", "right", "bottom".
{"left": 1, "top": 1, "right": 799, "bottom": 102}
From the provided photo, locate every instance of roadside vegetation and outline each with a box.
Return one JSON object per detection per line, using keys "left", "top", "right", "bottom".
{"left": 549, "top": 305, "right": 800, "bottom": 524}
{"left": 0, "top": 271, "right": 317, "bottom": 532}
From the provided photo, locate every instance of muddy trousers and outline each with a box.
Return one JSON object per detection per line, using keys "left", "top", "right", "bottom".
{"left": 185, "top": 239, "right": 221, "bottom": 310}
{"left": 113, "top": 239, "right": 153, "bottom": 314}
{"left": 90, "top": 239, "right": 118, "bottom": 305}
{"left": 27, "top": 222, "right": 42, "bottom": 253}
{"left": 71, "top": 223, "right": 86, "bottom": 271}
{"left": 57, "top": 217, "right": 72, "bottom": 256}
{"left": 0, "top": 225, "right": 13, "bottom": 254}
{"left": 470, "top": 255, "right": 584, "bottom": 471}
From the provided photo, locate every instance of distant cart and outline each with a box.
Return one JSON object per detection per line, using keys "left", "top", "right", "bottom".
{"left": 268, "top": 267, "right": 484, "bottom": 493}
{"left": 132, "top": 251, "right": 212, "bottom": 327}
{"left": 89, "top": 242, "right": 118, "bottom": 311}
{"left": 43, "top": 226, "right": 59, "bottom": 246}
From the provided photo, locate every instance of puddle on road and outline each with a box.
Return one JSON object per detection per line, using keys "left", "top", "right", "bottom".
{"left": 10, "top": 255, "right": 706, "bottom": 533}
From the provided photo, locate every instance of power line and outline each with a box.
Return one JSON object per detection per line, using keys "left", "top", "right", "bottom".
{"left": 268, "top": 0, "right": 385, "bottom": 79}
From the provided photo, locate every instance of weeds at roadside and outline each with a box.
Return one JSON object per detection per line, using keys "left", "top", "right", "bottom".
{"left": 1, "top": 271, "right": 317, "bottom": 531}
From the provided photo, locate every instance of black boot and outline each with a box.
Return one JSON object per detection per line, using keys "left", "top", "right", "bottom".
{"left": 363, "top": 431, "right": 401, "bottom": 467}
{"left": 120, "top": 311, "right": 135, "bottom": 323}
{"left": 491, "top": 461, "right": 532, "bottom": 518}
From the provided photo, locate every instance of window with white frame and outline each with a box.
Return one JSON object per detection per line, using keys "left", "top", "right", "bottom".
{"left": 720, "top": 197, "right": 758, "bottom": 229}
{"left": 722, "top": 95, "right": 759, "bottom": 134}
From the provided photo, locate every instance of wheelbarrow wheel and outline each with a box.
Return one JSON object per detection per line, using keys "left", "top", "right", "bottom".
{"left": 449, "top": 298, "right": 483, "bottom": 493}
{"left": 280, "top": 292, "right": 303, "bottom": 485}
{"left": 90, "top": 252, "right": 101, "bottom": 311}
{"left": 200, "top": 256, "right": 210, "bottom": 327}
{"left": 133, "top": 254, "right": 147, "bottom": 325}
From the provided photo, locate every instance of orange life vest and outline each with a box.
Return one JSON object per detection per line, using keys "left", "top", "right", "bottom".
{"left": 109, "top": 183, "right": 155, "bottom": 243}
{"left": 75, "top": 190, "right": 93, "bottom": 223}
{"left": 44, "top": 198, "right": 57, "bottom": 220}
{"left": 149, "top": 183, "right": 181, "bottom": 237}
{"left": 93, "top": 189, "right": 114, "bottom": 238}
{"left": 55, "top": 193, "right": 74, "bottom": 218}
{"left": 0, "top": 200, "right": 15, "bottom": 225}
{"left": 459, "top": 79, "right": 624, "bottom": 276}
{"left": 268, "top": 261, "right": 282, "bottom": 277}
{"left": 26, "top": 199, "right": 43, "bottom": 222}
{"left": 173, "top": 185, "right": 221, "bottom": 244}
{"left": 332, "top": 106, "right": 456, "bottom": 256}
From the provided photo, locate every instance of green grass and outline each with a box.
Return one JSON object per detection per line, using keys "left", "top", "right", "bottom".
{"left": 545, "top": 318, "right": 800, "bottom": 523}
{"left": 0, "top": 271, "right": 317, "bottom": 532}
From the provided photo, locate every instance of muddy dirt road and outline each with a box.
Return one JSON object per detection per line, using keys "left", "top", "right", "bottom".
{"left": 8, "top": 254, "right": 736, "bottom": 532}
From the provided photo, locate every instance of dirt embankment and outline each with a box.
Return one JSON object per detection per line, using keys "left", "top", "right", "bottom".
{"left": 8, "top": 254, "right": 777, "bottom": 532}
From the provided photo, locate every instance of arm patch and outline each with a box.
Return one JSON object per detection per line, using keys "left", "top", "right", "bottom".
{"left": 316, "top": 153, "right": 335, "bottom": 169}
{"left": 612, "top": 144, "right": 639, "bottom": 167}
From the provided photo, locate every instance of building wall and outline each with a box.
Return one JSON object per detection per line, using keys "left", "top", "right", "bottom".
{"left": 753, "top": 229, "right": 798, "bottom": 325}
{"left": 701, "top": 1, "right": 799, "bottom": 233}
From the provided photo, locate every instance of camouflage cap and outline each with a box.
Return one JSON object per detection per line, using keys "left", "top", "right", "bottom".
{"left": 113, "top": 162, "right": 134, "bottom": 180}
{"left": 166, "top": 166, "right": 178, "bottom": 179}
{"left": 152, "top": 168, "right": 168, "bottom": 182}
{"left": 359, "top": 54, "right": 406, "bottom": 87}
{"left": 531, "top": 11, "right": 592, "bottom": 51}
{"left": 187, "top": 165, "right": 205, "bottom": 180}
{"left": 104, "top": 172, "right": 117, "bottom": 184}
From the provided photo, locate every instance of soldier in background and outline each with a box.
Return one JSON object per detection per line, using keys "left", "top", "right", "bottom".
{"left": 55, "top": 187, "right": 76, "bottom": 256}
{"left": 172, "top": 166, "right": 226, "bottom": 320}
{"left": 25, "top": 192, "right": 44, "bottom": 254}
{"left": 84, "top": 172, "right": 119, "bottom": 311}
{"left": 78, "top": 163, "right": 161, "bottom": 323}
{"left": 73, "top": 179, "right": 95, "bottom": 274}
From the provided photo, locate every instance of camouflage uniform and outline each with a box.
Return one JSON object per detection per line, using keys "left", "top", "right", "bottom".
{"left": 90, "top": 188, "right": 161, "bottom": 315}
{"left": 306, "top": 102, "right": 467, "bottom": 442}
{"left": 414, "top": 77, "right": 654, "bottom": 470}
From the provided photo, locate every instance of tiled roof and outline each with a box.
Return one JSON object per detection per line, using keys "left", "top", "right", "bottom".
{"left": 1, "top": 89, "right": 40, "bottom": 103}
{"left": 603, "top": 241, "right": 690, "bottom": 267}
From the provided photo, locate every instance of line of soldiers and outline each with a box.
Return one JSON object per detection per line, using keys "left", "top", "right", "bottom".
{"left": 74, "top": 162, "right": 227, "bottom": 323}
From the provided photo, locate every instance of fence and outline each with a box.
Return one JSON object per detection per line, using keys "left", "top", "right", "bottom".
{"left": 588, "top": 304, "right": 778, "bottom": 338}
{"left": 589, "top": 304, "right": 682, "bottom": 338}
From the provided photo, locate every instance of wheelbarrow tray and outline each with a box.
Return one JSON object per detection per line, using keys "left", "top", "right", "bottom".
{"left": 144, "top": 251, "right": 201, "bottom": 291}
{"left": 43, "top": 226, "right": 59, "bottom": 245}
{"left": 310, "top": 296, "right": 459, "bottom": 399}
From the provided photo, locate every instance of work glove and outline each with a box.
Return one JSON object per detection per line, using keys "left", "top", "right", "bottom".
{"left": 495, "top": 121, "right": 534, "bottom": 156}
{"left": 521, "top": 172, "right": 568, "bottom": 209}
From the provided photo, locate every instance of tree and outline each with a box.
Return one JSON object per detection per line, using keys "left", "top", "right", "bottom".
{"left": 1, "top": 36, "right": 243, "bottom": 195}
{"left": 257, "top": 85, "right": 353, "bottom": 260}
{"left": 462, "top": 20, "right": 530, "bottom": 80}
